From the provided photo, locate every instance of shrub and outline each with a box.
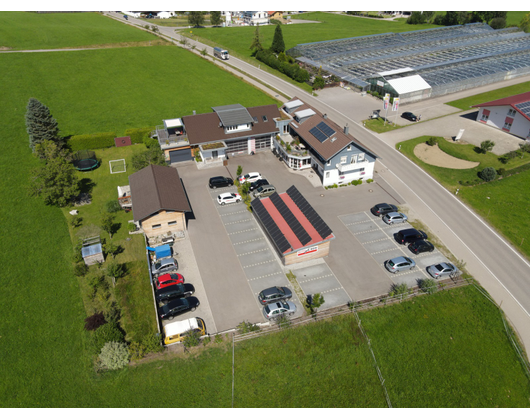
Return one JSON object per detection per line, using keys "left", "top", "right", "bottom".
{"left": 426, "top": 137, "right": 438, "bottom": 146}
{"left": 68, "top": 132, "right": 116, "bottom": 151}
{"left": 313, "top": 76, "right": 325, "bottom": 90}
{"left": 131, "top": 149, "right": 167, "bottom": 171}
{"left": 236, "top": 165, "right": 243, "bottom": 177}
{"left": 479, "top": 140, "right": 495, "bottom": 154}
{"left": 92, "top": 321, "right": 125, "bottom": 354}
{"left": 143, "top": 137, "right": 159, "bottom": 149}
{"left": 105, "top": 200, "right": 122, "bottom": 213}
{"left": 520, "top": 142, "right": 530, "bottom": 153}
{"left": 389, "top": 282, "right": 411, "bottom": 298}
{"left": 274, "top": 314, "right": 292, "bottom": 328}
{"left": 74, "top": 262, "right": 88, "bottom": 277}
{"left": 87, "top": 273, "right": 106, "bottom": 297}
{"left": 479, "top": 166, "right": 497, "bottom": 182}
{"left": 183, "top": 329, "right": 203, "bottom": 348}
{"left": 98, "top": 342, "right": 129, "bottom": 370}
{"left": 351, "top": 179, "right": 362, "bottom": 186}
{"left": 419, "top": 278, "right": 438, "bottom": 294}
{"left": 128, "top": 222, "right": 137, "bottom": 232}
{"left": 84, "top": 312, "right": 107, "bottom": 331}
{"left": 366, "top": 179, "right": 374, "bottom": 183}
{"left": 490, "top": 17, "right": 506, "bottom": 29}
{"left": 236, "top": 321, "right": 260, "bottom": 334}
{"left": 124, "top": 127, "right": 154, "bottom": 144}
{"left": 71, "top": 214, "right": 82, "bottom": 228}
{"left": 128, "top": 334, "right": 162, "bottom": 361}
{"left": 497, "top": 167, "right": 506, "bottom": 177}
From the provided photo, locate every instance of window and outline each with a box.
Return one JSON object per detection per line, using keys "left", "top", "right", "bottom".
{"left": 326, "top": 160, "right": 330, "bottom": 166}
{"left": 262, "top": 115, "right": 268, "bottom": 122}
{"left": 347, "top": 145, "right": 352, "bottom": 151}
{"left": 350, "top": 155, "right": 356, "bottom": 164}
{"left": 480, "top": 112, "right": 489, "bottom": 122}
{"left": 507, "top": 109, "right": 516, "bottom": 117}
{"left": 253, "top": 116, "right": 258, "bottom": 123}
{"left": 340, "top": 156, "right": 347, "bottom": 164}
{"left": 325, "top": 172, "right": 330, "bottom": 178}
{"left": 152, "top": 224, "right": 162, "bottom": 229}
{"left": 168, "top": 221, "right": 177, "bottom": 226}
{"left": 503, "top": 122, "right": 512, "bottom": 130}
{"left": 358, "top": 153, "right": 365, "bottom": 162}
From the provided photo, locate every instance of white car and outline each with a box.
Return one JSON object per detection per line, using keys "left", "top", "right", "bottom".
{"left": 382, "top": 212, "right": 408, "bottom": 225}
{"left": 238, "top": 172, "right": 262, "bottom": 183}
{"left": 263, "top": 301, "right": 296, "bottom": 319}
{"left": 217, "top": 192, "right": 242, "bottom": 205}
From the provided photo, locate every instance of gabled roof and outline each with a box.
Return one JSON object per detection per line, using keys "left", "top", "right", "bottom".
{"left": 284, "top": 97, "right": 378, "bottom": 161}
{"left": 129, "top": 165, "right": 191, "bottom": 222}
{"left": 473, "top": 92, "right": 530, "bottom": 122}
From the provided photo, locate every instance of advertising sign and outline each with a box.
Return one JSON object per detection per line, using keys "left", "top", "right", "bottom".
{"left": 297, "top": 246, "right": 318, "bottom": 257}
{"left": 383, "top": 93, "right": 390, "bottom": 110}
{"left": 392, "top": 97, "right": 400, "bottom": 112}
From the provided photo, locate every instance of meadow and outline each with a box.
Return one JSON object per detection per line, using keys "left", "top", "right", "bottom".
{"left": 1, "top": 11, "right": 529, "bottom": 407}
{"left": 446, "top": 81, "right": 530, "bottom": 110}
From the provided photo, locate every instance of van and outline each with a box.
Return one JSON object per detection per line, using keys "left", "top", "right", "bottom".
{"left": 163, "top": 317, "right": 206, "bottom": 345}
{"left": 209, "top": 176, "right": 233, "bottom": 189}
{"left": 253, "top": 184, "right": 276, "bottom": 198}
{"left": 395, "top": 228, "right": 427, "bottom": 245}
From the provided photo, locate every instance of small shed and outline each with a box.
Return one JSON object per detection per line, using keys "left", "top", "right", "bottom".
{"left": 147, "top": 244, "right": 172, "bottom": 259}
{"left": 81, "top": 240, "right": 105, "bottom": 266}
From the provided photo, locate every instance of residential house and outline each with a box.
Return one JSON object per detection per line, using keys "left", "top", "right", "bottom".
{"left": 241, "top": 11, "right": 269, "bottom": 25}
{"left": 274, "top": 98, "right": 378, "bottom": 187}
{"left": 473, "top": 92, "right": 530, "bottom": 140}
{"left": 129, "top": 165, "right": 191, "bottom": 245}
{"left": 268, "top": 11, "right": 283, "bottom": 20}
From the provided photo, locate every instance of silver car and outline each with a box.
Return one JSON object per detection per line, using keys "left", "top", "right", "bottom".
{"left": 427, "top": 262, "right": 458, "bottom": 279}
{"left": 382, "top": 212, "right": 408, "bottom": 225}
{"left": 263, "top": 301, "right": 296, "bottom": 319}
{"left": 151, "top": 257, "right": 178, "bottom": 275}
{"left": 385, "top": 256, "right": 416, "bottom": 273}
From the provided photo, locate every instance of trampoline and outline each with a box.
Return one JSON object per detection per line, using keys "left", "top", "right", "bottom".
{"left": 72, "top": 150, "right": 100, "bottom": 171}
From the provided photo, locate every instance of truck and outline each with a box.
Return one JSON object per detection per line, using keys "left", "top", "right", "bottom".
{"left": 213, "top": 47, "right": 229, "bottom": 60}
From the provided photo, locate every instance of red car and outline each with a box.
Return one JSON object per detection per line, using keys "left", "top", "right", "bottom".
{"left": 155, "top": 273, "right": 184, "bottom": 289}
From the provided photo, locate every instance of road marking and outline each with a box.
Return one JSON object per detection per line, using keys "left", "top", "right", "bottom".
{"left": 220, "top": 209, "right": 249, "bottom": 216}
{"left": 228, "top": 227, "right": 258, "bottom": 235}
{"left": 248, "top": 271, "right": 284, "bottom": 281}
{"left": 298, "top": 273, "right": 334, "bottom": 284}
{"left": 242, "top": 259, "right": 276, "bottom": 269}
{"left": 237, "top": 248, "right": 269, "bottom": 257}
{"left": 232, "top": 237, "right": 264, "bottom": 246}
{"left": 224, "top": 219, "right": 253, "bottom": 226}
{"left": 361, "top": 237, "right": 393, "bottom": 245}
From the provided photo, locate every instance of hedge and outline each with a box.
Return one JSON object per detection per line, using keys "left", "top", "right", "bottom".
{"left": 68, "top": 132, "right": 116, "bottom": 151}
{"left": 124, "top": 126, "right": 155, "bottom": 145}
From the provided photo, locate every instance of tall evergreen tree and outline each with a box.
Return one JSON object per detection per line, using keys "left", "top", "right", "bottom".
{"left": 25, "top": 98, "right": 60, "bottom": 153}
{"left": 188, "top": 11, "right": 204, "bottom": 27}
{"left": 249, "top": 25, "right": 263, "bottom": 53}
{"left": 271, "top": 23, "right": 285, "bottom": 54}
{"left": 210, "top": 11, "right": 222, "bottom": 26}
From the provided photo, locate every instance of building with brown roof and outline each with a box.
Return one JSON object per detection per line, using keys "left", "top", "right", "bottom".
{"left": 273, "top": 98, "right": 378, "bottom": 187}
{"left": 129, "top": 165, "right": 191, "bottom": 244}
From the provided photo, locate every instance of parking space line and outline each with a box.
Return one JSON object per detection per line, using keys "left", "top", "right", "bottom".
{"left": 242, "top": 259, "right": 276, "bottom": 269}
{"left": 320, "top": 286, "right": 344, "bottom": 294}
{"left": 237, "top": 248, "right": 269, "bottom": 257}
{"left": 228, "top": 227, "right": 258, "bottom": 235}
{"left": 221, "top": 210, "right": 249, "bottom": 216}
{"left": 352, "top": 227, "right": 382, "bottom": 235}
{"left": 298, "top": 273, "right": 334, "bottom": 284}
{"left": 232, "top": 237, "right": 264, "bottom": 246}
{"left": 387, "top": 268, "right": 423, "bottom": 277}
{"left": 248, "top": 271, "right": 284, "bottom": 281}
{"left": 360, "top": 237, "right": 394, "bottom": 245}
{"left": 371, "top": 248, "right": 401, "bottom": 255}
{"left": 224, "top": 219, "right": 253, "bottom": 226}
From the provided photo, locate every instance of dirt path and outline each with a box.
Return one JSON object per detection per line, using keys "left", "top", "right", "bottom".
{"left": 414, "top": 143, "right": 479, "bottom": 169}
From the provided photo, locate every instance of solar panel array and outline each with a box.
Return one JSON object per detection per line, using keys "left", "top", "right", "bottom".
{"left": 309, "top": 122, "right": 336, "bottom": 143}
{"left": 286, "top": 186, "right": 333, "bottom": 240}
{"left": 269, "top": 193, "right": 312, "bottom": 246}
{"left": 516, "top": 101, "right": 530, "bottom": 118}
{"left": 251, "top": 198, "right": 291, "bottom": 254}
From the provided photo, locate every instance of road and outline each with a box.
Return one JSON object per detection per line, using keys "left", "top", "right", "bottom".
{"left": 107, "top": 12, "right": 530, "bottom": 353}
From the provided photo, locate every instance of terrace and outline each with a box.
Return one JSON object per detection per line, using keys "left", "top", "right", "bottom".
{"left": 273, "top": 133, "right": 312, "bottom": 170}
{"left": 156, "top": 125, "right": 190, "bottom": 149}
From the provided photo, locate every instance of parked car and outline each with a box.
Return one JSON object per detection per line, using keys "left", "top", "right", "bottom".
{"left": 217, "top": 192, "right": 242, "bottom": 205}
{"left": 401, "top": 112, "right": 418, "bottom": 121}
{"left": 209, "top": 176, "right": 233, "bottom": 189}
{"left": 395, "top": 228, "right": 427, "bottom": 245}
{"left": 426, "top": 262, "right": 458, "bottom": 279}
{"left": 163, "top": 317, "right": 206, "bottom": 345}
{"left": 158, "top": 297, "right": 200, "bottom": 320}
{"left": 249, "top": 178, "right": 269, "bottom": 192}
{"left": 238, "top": 172, "right": 262, "bottom": 183}
{"left": 258, "top": 286, "right": 293, "bottom": 305}
{"left": 263, "top": 301, "right": 296, "bottom": 319}
{"left": 408, "top": 240, "right": 434, "bottom": 254}
{"left": 155, "top": 283, "right": 195, "bottom": 303}
{"left": 382, "top": 212, "right": 408, "bottom": 225}
{"left": 370, "top": 203, "right": 398, "bottom": 217}
{"left": 385, "top": 256, "right": 416, "bottom": 273}
{"left": 155, "top": 273, "right": 184, "bottom": 290}
{"left": 252, "top": 184, "right": 276, "bottom": 198}
{"left": 151, "top": 257, "right": 178, "bottom": 275}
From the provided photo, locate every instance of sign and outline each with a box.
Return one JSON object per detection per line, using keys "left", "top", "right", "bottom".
{"left": 383, "top": 93, "right": 390, "bottom": 110}
{"left": 377, "top": 80, "right": 384, "bottom": 87}
{"left": 455, "top": 129, "right": 465, "bottom": 141}
{"left": 297, "top": 246, "right": 318, "bottom": 257}
{"left": 392, "top": 97, "right": 400, "bottom": 112}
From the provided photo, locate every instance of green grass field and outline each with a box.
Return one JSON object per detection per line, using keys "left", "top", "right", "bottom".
{"left": 446, "top": 81, "right": 530, "bottom": 110}
{"left": 1, "top": 11, "right": 529, "bottom": 407}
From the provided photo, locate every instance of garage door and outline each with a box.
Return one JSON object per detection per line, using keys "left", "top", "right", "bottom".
{"left": 169, "top": 149, "right": 193, "bottom": 164}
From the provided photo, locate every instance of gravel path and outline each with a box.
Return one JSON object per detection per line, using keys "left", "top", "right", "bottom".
{"left": 414, "top": 143, "right": 479, "bottom": 169}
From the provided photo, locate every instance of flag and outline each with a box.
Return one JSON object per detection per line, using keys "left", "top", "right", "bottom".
{"left": 392, "top": 97, "right": 400, "bottom": 112}
{"left": 383, "top": 93, "right": 390, "bottom": 110}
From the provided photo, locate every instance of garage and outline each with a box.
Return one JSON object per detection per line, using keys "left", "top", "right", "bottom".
{"left": 169, "top": 148, "right": 193, "bottom": 164}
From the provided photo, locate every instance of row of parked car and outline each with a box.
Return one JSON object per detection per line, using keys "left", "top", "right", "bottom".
{"left": 371, "top": 203, "right": 458, "bottom": 279}
{"left": 209, "top": 172, "right": 297, "bottom": 321}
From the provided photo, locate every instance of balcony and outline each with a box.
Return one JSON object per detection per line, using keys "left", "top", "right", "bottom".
{"left": 275, "top": 134, "right": 309, "bottom": 158}
{"left": 156, "top": 125, "right": 189, "bottom": 150}
{"left": 336, "top": 160, "right": 366, "bottom": 173}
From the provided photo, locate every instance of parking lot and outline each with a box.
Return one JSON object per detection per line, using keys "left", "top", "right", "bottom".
{"left": 175, "top": 152, "right": 448, "bottom": 333}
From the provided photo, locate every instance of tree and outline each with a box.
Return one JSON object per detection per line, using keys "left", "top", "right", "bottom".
{"left": 106, "top": 259, "right": 124, "bottom": 285}
{"left": 100, "top": 213, "right": 116, "bottom": 238}
{"left": 479, "top": 166, "right": 497, "bottom": 182}
{"left": 25, "top": 98, "right": 61, "bottom": 154}
{"left": 407, "top": 11, "right": 427, "bottom": 25}
{"left": 480, "top": 140, "right": 495, "bottom": 154}
{"left": 490, "top": 17, "right": 506, "bottom": 29}
{"left": 210, "top": 11, "right": 222, "bottom": 26}
{"left": 98, "top": 341, "right": 129, "bottom": 370}
{"left": 313, "top": 75, "right": 325, "bottom": 90}
{"left": 271, "top": 23, "right": 285, "bottom": 54}
{"left": 131, "top": 149, "right": 167, "bottom": 171}
{"left": 188, "top": 11, "right": 204, "bottom": 27}
{"left": 443, "top": 11, "right": 460, "bottom": 26}
{"left": 520, "top": 13, "right": 530, "bottom": 33}
{"left": 249, "top": 25, "right": 263, "bottom": 53}
{"left": 29, "top": 141, "right": 80, "bottom": 207}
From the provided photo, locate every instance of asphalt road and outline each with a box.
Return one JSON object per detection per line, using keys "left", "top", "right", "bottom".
{"left": 107, "top": 12, "right": 530, "bottom": 353}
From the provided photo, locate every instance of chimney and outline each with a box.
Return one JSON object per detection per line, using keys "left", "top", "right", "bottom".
{"left": 344, "top": 124, "right": 349, "bottom": 135}
{"left": 193, "top": 110, "right": 196, "bottom": 115}
{"left": 323, "top": 113, "right": 327, "bottom": 119}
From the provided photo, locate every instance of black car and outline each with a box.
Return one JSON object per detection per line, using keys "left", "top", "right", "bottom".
{"left": 408, "top": 240, "right": 434, "bottom": 254}
{"left": 258, "top": 286, "right": 292, "bottom": 305}
{"left": 370, "top": 203, "right": 398, "bottom": 217}
{"left": 209, "top": 176, "right": 234, "bottom": 189}
{"left": 395, "top": 228, "right": 427, "bottom": 245}
{"left": 249, "top": 178, "right": 269, "bottom": 192}
{"left": 158, "top": 297, "right": 200, "bottom": 320}
{"left": 155, "top": 283, "right": 195, "bottom": 303}
{"left": 401, "top": 112, "right": 418, "bottom": 122}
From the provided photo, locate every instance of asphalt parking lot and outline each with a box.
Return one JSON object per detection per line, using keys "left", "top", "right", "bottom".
{"left": 177, "top": 151, "right": 438, "bottom": 332}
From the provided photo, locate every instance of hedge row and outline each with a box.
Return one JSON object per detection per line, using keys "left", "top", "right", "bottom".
{"left": 256, "top": 49, "right": 309, "bottom": 83}
{"left": 68, "top": 126, "right": 158, "bottom": 151}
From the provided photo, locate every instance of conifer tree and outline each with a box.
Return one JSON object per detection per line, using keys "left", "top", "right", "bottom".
{"left": 271, "top": 23, "right": 285, "bottom": 54}
{"left": 249, "top": 25, "right": 263, "bottom": 53}
{"left": 25, "top": 98, "right": 60, "bottom": 153}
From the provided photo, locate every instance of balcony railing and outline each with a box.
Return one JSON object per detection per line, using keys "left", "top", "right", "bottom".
{"left": 156, "top": 126, "right": 189, "bottom": 149}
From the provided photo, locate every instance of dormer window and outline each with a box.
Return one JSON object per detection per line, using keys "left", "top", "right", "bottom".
{"left": 253, "top": 116, "right": 258, "bottom": 123}
{"left": 262, "top": 115, "right": 268, "bottom": 122}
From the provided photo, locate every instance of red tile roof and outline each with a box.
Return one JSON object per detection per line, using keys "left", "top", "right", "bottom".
{"left": 473, "top": 92, "right": 530, "bottom": 122}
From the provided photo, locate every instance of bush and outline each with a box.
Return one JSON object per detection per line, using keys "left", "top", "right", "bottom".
{"left": 129, "top": 334, "right": 162, "bottom": 361}
{"left": 479, "top": 166, "right": 497, "bottom": 182}
{"left": 84, "top": 312, "right": 107, "bottom": 331}
{"left": 87, "top": 273, "right": 106, "bottom": 297}
{"left": 68, "top": 132, "right": 116, "bottom": 151}
{"left": 71, "top": 214, "right": 82, "bottom": 228}
{"left": 128, "top": 222, "right": 137, "bottom": 232}
{"left": 497, "top": 167, "right": 506, "bottom": 177}
{"left": 490, "top": 17, "right": 506, "bottom": 29}
{"left": 366, "top": 179, "right": 374, "bottom": 183}
{"left": 236, "top": 321, "right": 260, "bottom": 334}
{"left": 183, "top": 329, "right": 203, "bottom": 348}
{"left": 419, "top": 278, "right": 438, "bottom": 294}
{"left": 74, "top": 262, "right": 88, "bottom": 277}
{"left": 479, "top": 140, "right": 495, "bottom": 154}
{"left": 351, "top": 179, "right": 362, "bottom": 186}
{"left": 236, "top": 165, "right": 243, "bottom": 177}
{"left": 124, "top": 127, "right": 154, "bottom": 144}
{"left": 98, "top": 341, "right": 129, "bottom": 370}
{"left": 426, "top": 137, "right": 438, "bottom": 146}
{"left": 105, "top": 200, "right": 122, "bottom": 213}
{"left": 131, "top": 148, "right": 167, "bottom": 171}
{"left": 499, "top": 150, "right": 518, "bottom": 164}
{"left": 92, "top": 321, "right": 125, "bottom": 354}
{"left": 389, "top": 282, "right": 411, "bottom": 298}
{"left": 313, "top": 76, "right": 325, "bottom": 90}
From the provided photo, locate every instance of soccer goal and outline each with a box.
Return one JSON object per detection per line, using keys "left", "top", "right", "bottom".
{"left": 109, "top": 159, "right": 126, "bottom": 174}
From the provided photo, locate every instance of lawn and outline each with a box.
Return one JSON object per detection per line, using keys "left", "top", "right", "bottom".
{"left": 0, "top": 12, "right": 159, "bottom": 50}
{"left": 397, "top": 136, "right": 530, "bottom": 258}
{"left": 446, "top": 81, "right": 530, "bottom": 111}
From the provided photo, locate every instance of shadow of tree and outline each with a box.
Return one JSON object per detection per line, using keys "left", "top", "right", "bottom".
{"left": 79, "top": 178, "right": 96, "bottom": 195}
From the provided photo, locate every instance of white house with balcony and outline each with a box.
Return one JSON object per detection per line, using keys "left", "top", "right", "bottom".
{"left": 241, "top": 11, "right": 269, "bottom": 25}
{"left": 274, "top": 98, "right": 378, "bottom": 187}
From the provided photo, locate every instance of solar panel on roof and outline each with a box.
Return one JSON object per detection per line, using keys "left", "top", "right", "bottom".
{"left": 286, "top": 186, "right": 333, "bottom": 239}
{"left": 516, "top": 101, "right": 530, "bottom": 117}
{"left": 309, "top": 126, "right": 328, "bottom": 143}
{"left": 251, "top": 199, "right": 291, "bottom": 253}
{"left": 269, "top": 193, "right": 312, "bottom": 246}
{"left": 317, "top": 121, "right": 336, "bottom": 137}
